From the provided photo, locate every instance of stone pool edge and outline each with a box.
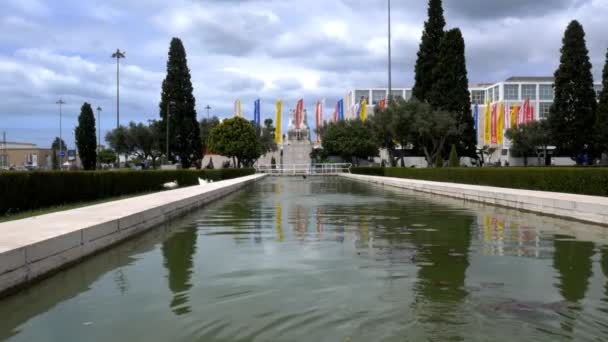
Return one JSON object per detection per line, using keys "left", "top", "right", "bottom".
{"left": 341, "top": 173, "right": 608, "bottom": 226}
{"left": 0, "top": 174, "right": 266, "bottom": 297}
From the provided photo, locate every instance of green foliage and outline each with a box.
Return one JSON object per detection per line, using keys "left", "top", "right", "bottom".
{"left": 506, "top": 121, "right": 551, "bottom": 166}
{"left": 595, "top": 48, "right": 608, "bottom": 156}
{"left": 75, "top": 102, "right": 98, "bottom": 170}
{"left": 0, "top": 169, "right": 254, "bottom": 216}
{"left": 409, "top": 101, "right": 459, "bottom": 166}
{"left": 320, "top": 119, "right": 378, "bottom": 165}
{"left": 98, "top": 149, "right": 117, "bottom": 165}
{"left": 200, "top": 116, "right": 220, "bottom": 154}
{"left": 548, "top": 20, "right": 596, "bottom": 162}
{"left": 434, "top": 152, "right": 443, "bottom": 168}
{"left": 209, "top": 117, "right": 262, "bottom": 167}
{"left": 351, "top": 167, "right": 608, "bottom": 197}
{"left": 448, "top": 144, "right": 459, "bottom": 167}
{"left": 412, "top": 0, "right": 446, "bottom": 102}
{"left": 159, "top": 37, "right": 202, "bottom": 168}
{"left": 370, "top": 103, "right": 397, "bottom": 166}
{"left": 259, "top": 118, "right": 278, "bottom": 155}
{"left": 429, "top": 28, "right": 476, "bottom": 159}
{"left": 106, "top": 121, "right": 163, "bottom": 168}
{"left": 51, "top": 137, "right": 67, "bottom": 151}
{"left": 52, "top": 149, "right": 59, "bottom": 170}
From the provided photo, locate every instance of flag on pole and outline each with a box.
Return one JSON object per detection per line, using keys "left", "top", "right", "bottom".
{"left": 484, "top": 98, "right": 491, "bottom": 145}
{"left": 497, "top": 102, "right": 505, "bottom": 145}
{"left": 360, "top": 98, "right": 367, "bottom": 122}
{"left": 315, "top": 100, "right": 322, "bottom": 143}
{"left": 234, "top": 99, "right": 243, "bottom": 118}
{"left": 379, "top": 99, "right": 386, "bottom": 110}
{"left": 296, "top": 99, "right": 304, "bottom": 129}
{"left": 275, "top": 100, "right": 282, "bottom": 143}
{"left": 254, "top": 99, "right": 261, "bottom": 126}
{"left": 333, "top": 102, "right": 339, "bottom": 122}
{"left": 525, "top": 100, "right": 535, "bottom": 122}
{"left": 510, "top": 104, "right": 518, "bottom": 129}
{"left": 354, "top": 101, "right": 361, "bottom": 120}
{"left": 491, "top": 103, "right": 497, "bottom": 144}
{"left": 338, "top": 99, "right": 344, "bottom": 121}
{"left": 473, "top": 103, "right": 479, "bottom": 145}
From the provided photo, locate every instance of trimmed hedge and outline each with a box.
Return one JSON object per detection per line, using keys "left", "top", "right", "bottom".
{"left": 351, "top": 167, "right": 608, "bottom": 197}
{"left": 0, "top": 168, "right": 254, "bottom": 216}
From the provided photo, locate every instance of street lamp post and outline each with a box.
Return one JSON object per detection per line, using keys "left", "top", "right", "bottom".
{"left": 166, "top": 101, "right": 175, "bottom": 165}
{"left": 387, "top": 0, "right": 392, "bottom": 101}
{"left": 111, "top": 49, "right": 126, "bottom": 129}
{"left": 56, "top": 99, "right": 66, "bottom": 169}
{"left": 96, "top": 106, "right": 102, "bottom": 169}
{"left": 205, "top": 105, "right": 211, "bottom": 120}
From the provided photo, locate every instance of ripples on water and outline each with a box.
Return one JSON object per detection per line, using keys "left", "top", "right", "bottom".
{"left": 2, "top": 177, "right": 608, "bottom": 341}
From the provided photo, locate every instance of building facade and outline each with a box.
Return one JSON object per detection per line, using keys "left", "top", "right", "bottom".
{"left": 0, "top": 142, "right": 54, "bottom": 170}
{"left": 346, "top": 76, "right": 602, "bottom": 164}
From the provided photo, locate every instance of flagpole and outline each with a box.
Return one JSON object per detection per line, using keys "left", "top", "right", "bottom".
{"left": 388, "top": 0, "right": 392, "bottom": 100}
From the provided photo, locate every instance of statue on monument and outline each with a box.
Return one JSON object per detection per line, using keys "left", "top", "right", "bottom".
{"left": 286, "top": 107, "right": 310, "bottom": 143}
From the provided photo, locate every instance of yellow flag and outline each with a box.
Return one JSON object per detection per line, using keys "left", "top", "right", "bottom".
{"left": 497, "top": 102, "right": 504, "bottom": 144}
{"left": 234, "top": 99, "right": 243, "bottom": 118}
{"left": 360, "top": 98, "right": 367, "bottom": 122}
{"left": 275, "top": 100, "right": 282, "bottom": 144}
{"left": 510, "top": 103, "right": 518, "bottom": 129}
{"left": 484, "top": 98, "right": 491, "bottom": 144}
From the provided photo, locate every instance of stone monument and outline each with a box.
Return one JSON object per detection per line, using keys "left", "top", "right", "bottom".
{"left": 281, "top": 107, "right": 312, "bottom": 167}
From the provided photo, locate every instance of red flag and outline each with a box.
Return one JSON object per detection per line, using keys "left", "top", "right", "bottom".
{"left": 333, "top": 102, "right": 338, "bottom": 122}
{"left": 296, "top": 99, "right": 303, "bottom": 129}
{"left": 315, "top": 101, "right": 321, "bottom": 143}
{"left": 379, "top": 99, "right": 386, "bottom": 110}
{"left": 525, "top": 99, "right": 535, "bottom": 122}
{"left": 491, "top": 103, "right": 497, "bottom": 144}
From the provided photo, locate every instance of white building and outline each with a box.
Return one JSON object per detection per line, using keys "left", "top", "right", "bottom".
{"left": 346, "top": 76, "right": 603, "bottom": 165}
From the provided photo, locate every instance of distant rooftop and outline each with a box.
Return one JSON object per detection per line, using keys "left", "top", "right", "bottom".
{"left": 505, "top": 76, "right": 554, "bottom": 82}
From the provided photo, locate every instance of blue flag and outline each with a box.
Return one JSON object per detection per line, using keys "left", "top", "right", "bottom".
{"left": 338, "top": 99, "right": 344, "bottom": 121}
{"left": 254, "top": 99, "right": 261, "bottom": 126}
{"left": 473, "top": 103, "right": 479, "bottom": 145}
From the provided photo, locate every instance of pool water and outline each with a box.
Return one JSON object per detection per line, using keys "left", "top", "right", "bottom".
{"left": 2, "top": 177, "right": 608, "bottom": 341}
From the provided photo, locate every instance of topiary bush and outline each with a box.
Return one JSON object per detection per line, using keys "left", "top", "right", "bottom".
{"left": 351, "top": 167, "right": 608, "bottom": 197}
{"left": 0, "top": 168, "right": 254, "bottom": 216}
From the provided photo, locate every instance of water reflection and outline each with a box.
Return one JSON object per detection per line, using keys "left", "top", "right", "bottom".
{"left": 162, "top": 226, "right": 198, "bottom": 316}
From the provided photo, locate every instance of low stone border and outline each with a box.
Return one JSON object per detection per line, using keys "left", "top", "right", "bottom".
{"left": 0, "top": 174, "right": 265, "bottom": 297}
{"left": 341, "top": 173, "right": 608, "bottom": 226}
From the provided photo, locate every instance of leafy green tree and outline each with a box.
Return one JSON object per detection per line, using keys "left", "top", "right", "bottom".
{"left": 412, "top": 0, "right": 446, "bottom": 102}
{"left": 449, "top": 144, "right": 459, "bottom": 167}
{"left": 594, "top": 48, "right": 608, "bottom": 159}
{"left": 200, "top": 116, "right": 220, "bottom": 154}
{"left": 106, "top": 121, "right": 164, "bottom": 168}
{"left": 259, "top": 118, "right": 278, "bottom": 155}
{"left": 159, "top": 37, "right": 202, "bottom": 168}
{"left": 506, "top": 121, "right": 551, "bottom": 166}
{"left": 209, "top": 117, "right": 262, "bottom": 168}
{"left": 105, "top": 125, "right": 130, "bottom": 159}
{"left": 390, "top": 98, "right": 415, "bottom": 167}
{"left": 320, "top": 120, "right": 378, "bottom": 165}
{"left": 429, "top": 28, "right": 476, "bottom": 159}
{"left": 409, "top": 101, "right": 460, "bottom": 167}
{"left": 548, "top": 20, "right": 596, "bottom": 163}
{"left": 370, "top": 104, "right": 398, "bottom": 166}
{"left": 98, "top": 149, "right": 117, "bottom": 165}
{"left": 51, "top": 137, "right": 67, "bottom": 151}
{"left": 75, "top": 102, "right": 97, "bottom": 170}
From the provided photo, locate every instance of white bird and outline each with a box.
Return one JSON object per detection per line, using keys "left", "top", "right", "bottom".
{"left": 163, "top": 180, "right": 178, "bottom": 189}
{"left": 198, "top": 178, "right": 213, "bottom": 185}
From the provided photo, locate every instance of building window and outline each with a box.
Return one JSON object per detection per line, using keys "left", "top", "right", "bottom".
{"left": 471, "top": 90, "right": 485, "bottom": 104}
{"left": 405, "top": 89, "right": 412, "bottom": 101}
{"left": 539, "top": 102, "right": 552, "bottom": 119}
{"left": 494, "top": 86, "right": 500, "bottom": 101}
{"left": 371, "top": 90, "right": 386, "bottom": 105}
{"left": 488, "top": 88, "right": 494, "bottom": 103}
{"left": 391, "top": 90, "right": 403, "bottom": 99}
{"left": 539, "top": 84, "right": 553, "bottom": 100}
{"left": 522, "top": 84, "right": 537, "bottom": 100}
{"left": 595, "top": 84, "right": 604, "bottom": 98}
{"left": 504, "top": 84, "right": 519, "bottom": 100}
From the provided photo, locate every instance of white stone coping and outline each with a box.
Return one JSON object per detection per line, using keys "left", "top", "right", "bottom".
{"left": 0, "top": 174, "right": 265, "bottom": 296}
{"left": 341, "top": 173, "right": 608, "bottom": 226}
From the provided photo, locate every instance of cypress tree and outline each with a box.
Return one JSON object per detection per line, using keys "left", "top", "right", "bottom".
{"left": 412, "top": 0, "right": 445, "bottom": 102}
{"left": 75, "top": 102, "right": 97, "bottom": 170}
{"left": 594, "top": 48, "right": 608, "bottom": 158}
{"left": 435, "top": 152, "right": 443, "bottom": 168}
{"left": 428, "top": 28, "right": 476, "bottom": 159}
{"left": 160, "top": 38, "right": 202, "bottom": 168}
{"left": 449, "top": 144, "right": 459, "bottom": 167}
{"left": 548, "top": 21, "right": 596, "bottom": 162}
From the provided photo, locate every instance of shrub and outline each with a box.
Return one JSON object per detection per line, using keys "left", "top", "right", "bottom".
{"left": 449, "top": 144, "right": 459, "bottom": 167}
{"left": 351, "top": 167, "right": 608, "bottom": 197}
{"left": 435, "top": 152, "right": 443, "bottom": 168}
{"left": 0, "top": 168, "right": 254, "bottom": 216}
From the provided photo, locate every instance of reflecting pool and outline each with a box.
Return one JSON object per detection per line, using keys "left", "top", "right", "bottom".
{"left": 2, "top": 177, "right": 608, "bottom": 341}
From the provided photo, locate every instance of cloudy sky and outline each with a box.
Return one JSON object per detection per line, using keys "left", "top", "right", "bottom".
{"left": 1, "top": 0, "right": 607, "bottom": 147}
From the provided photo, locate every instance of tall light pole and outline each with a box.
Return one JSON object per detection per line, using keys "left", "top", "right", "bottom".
{"left": 388, "top": 0, "right": 392, "bottom": 101}
{"left": 205, "top": 105, "right": 211, "bottom": 120}
{"left": 56, "top": 99, "right": 66, "bottom": 169}
{"left": 166, "top": 101, "right": 175, "bottom": 164}
{"left": 96, "top": 106, "right": 102, "bottom": 150}
{"left": 111, "top": 49, "right": 126, "bottom": 129}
